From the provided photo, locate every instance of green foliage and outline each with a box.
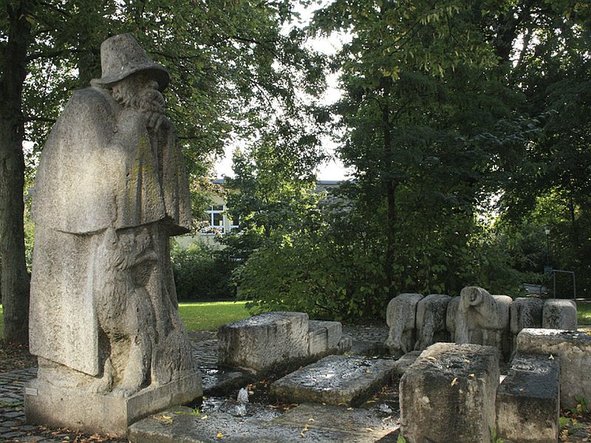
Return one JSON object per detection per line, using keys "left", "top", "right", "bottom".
{"left": 490, "top": 426, "right": 504, "bottom": 443}
{"left": 307, "top": 0, "right": 523, "bottom": 302}
{"left": 225, "top": 135, "right": 322, "bottom": 240}
{"left": 235, "top": 187, "right": 530, "bottom": 322}
{"left": 19, "top": 0, "right": 325, "bottom": 171}
{"left": 224, "top": 133, "right": 335, "bottom": 316}
{"left": 572, "top": 396, "right": 590, "bottom": 415}
{"left": 578, "top": 303, "right": 591, "bottom": 325}
{"left": 177, "top": 301, "right": 250, "bottom": 332}
{"left": 171, "top": 242, "right": 236, "bottom": 301}
{"left": 236, "top": 227, "right": 383, "bottom": 321}
{"left": 495, "top": 2, "right": 591, "bottom": 296}
{"left": 396, "top": 434, "right": 407, "bottom": 443}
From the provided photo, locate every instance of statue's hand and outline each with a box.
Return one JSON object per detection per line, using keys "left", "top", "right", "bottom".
{"left": 146, "top": 111, "right": 171, "bottom": 132}
{"left": 138, "top": 88, "right": 165, "bottom": 113}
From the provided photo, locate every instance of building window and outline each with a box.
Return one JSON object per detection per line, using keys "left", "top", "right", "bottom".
{"left": 203, "top": 204, "right": 225, "bottom": 234}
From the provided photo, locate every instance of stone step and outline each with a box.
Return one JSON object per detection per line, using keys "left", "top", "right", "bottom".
{"left": 270, "top": 355, "right": 397, "bottom": 407}
{"left": 129, "top": 403, "right": 399, "bottom": 442}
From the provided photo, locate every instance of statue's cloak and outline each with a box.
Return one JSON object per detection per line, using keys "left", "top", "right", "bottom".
{"left": 30, "top": 86, "right": 191, "bottom": 375}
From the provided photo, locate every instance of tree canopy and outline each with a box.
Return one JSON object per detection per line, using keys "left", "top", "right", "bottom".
{"left": 0, "top": 0, "right": 324, "bottom": 342}
{"left": 2, "top": 0, "right": 591, "bottom": 333}
{"left": 226, "top": 0, "right": 591, "bottom": 320}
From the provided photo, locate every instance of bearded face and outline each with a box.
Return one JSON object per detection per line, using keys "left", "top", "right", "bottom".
{"left": 111, "top": 73, "right": 165, "bottom": 114}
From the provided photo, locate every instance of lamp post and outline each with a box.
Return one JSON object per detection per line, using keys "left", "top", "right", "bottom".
{"left": 544, "top": 227, "right": 552, "bottom": 276}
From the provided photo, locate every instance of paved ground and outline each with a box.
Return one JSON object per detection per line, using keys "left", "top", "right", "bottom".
{"left": 5, "top": 324, "right": 588, "bottom": 442}
{"left": 0, "top": 325, "right": 388, "bottom": 442}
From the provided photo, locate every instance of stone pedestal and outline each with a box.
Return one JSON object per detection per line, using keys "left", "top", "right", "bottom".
{"left": 496, "top": 354, "right": 560, "bottom": 443}
{"left": 400, "top": 343, "right": 500, "bottom": 443}
{"left": 218, "top": 312, "right": 309, "bottom": 373}
{"left": 24, "top": 372, "right": 202, "bottom": 437}
{"left": 516, "top": 328, "right": 591, "bottom": 409}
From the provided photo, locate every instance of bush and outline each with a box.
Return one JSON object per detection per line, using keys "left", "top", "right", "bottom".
{"left": 171, "top": 241, "right": 236, "bottom": 301}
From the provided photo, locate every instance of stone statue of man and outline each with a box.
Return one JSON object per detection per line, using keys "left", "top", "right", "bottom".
{"left": 29, "top": 34, "right": 198, "bottom": 400}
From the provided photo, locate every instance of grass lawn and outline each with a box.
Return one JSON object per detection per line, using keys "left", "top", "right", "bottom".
{"left": 578, "top": 302, "right": 591, "bottom": 325}
{"left": 178, "top": 300, "right": 251, "bottom": 331}
{"left": 0, "top": 301, "right": 251, "bottom": 337}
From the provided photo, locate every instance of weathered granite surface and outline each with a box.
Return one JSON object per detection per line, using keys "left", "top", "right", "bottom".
{"left": 308, "top": 320, "right": 343, "bottom": 356}
{"left": 510, "top": 298, "right": 544, "bottom": 335}
{"left": 516, "top": 328, "right": 591, "bottom": 409}
{"left": 270, "top": 355, "right": 397, "bottom": 407}
{"left": 542, "top": 299, "right": 577, "bottom": 330}
{"left": 446, "top": 296, "right": 461, "bottom": 341}
{"left": 496, "top": 353, "right": 560, "bottom": 443}
{"left": 218, "top": 312, "right": 310, "bottom": 372}
{"left": 129, "top": 403, "right": 398, "bottom": 442}
{"left": 456, "top": 287, "right": 512, "bottom": 358}
{"left": 384, "top": 293, "right": 422, "bottom": 355}
{"left": 414, "top": 294, "right": 451, "bottom": 351}
{"left": 400, "top": 343, "right": 500, "bottom": 443}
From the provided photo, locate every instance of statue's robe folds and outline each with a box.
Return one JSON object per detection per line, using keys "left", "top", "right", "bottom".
{"left": 30, "top": 86, "right": 191, "bottom": 379}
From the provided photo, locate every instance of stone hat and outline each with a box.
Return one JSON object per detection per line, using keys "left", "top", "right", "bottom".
{"left": 93, "top": 33, "right": 169, "bottom": 91}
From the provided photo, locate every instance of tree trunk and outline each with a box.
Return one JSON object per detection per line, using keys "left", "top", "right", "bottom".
{"left": 0, "top": 1, "right": 33, "bottom": 344}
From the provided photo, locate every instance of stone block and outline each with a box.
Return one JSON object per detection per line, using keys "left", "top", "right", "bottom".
{"left": 510, "top": 298, "right": 544, "bottom": 335}
{"left": 270, "top": 355, "right": 397, "bottom": 407}
{"left": 542, "top": 299, "right": 577, "bottom": 330}
{"left": 218, "top": 312, "right": 309, "bottom": 373}
{"left": 446, "top": 296, "right": 461, "bottom": 341}
{"left": 337, "top": 334, "right": 353, "bottom": 352}
{"left": 414, "top": 294, "right": 451, "bottom": 351}
{"left": 496, "top": 353, "right": 560, "bottom": 443}
{"left": 307, "top": 320, "right": 342, "bottom": 356}
{"left": 400, "top": 343, "right": 500, "bottom": 443}
{"left": 271, "top": 403, "right": 398, "bottom": 441}
{"left": 24, "top": 372, "right": 202, "bottom": 436}
{"left": 516, "top": 328, "right": 591, "bottom": 409}
{"left": 385, "top": 293, "right": 423, "bottom": 355}
{"left": 392, "top": 351, "right": 421, "bottom": 378}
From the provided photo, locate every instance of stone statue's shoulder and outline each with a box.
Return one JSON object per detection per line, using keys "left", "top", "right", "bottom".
{"left": 64, "top": 86, "right": 116, "bottom": 117}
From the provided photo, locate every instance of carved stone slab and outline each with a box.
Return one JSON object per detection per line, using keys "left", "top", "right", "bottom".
{"left": 496, "top": 353, "right": 560, "bottom": 443}
{"left": 516, "top": 328, "right": 591, "bottom": 409}
{"left": 129, "top": 403, "right": 398, "bottom": 442}
{"left": 270, "top": 355, "right": 397, "bottom": 406}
